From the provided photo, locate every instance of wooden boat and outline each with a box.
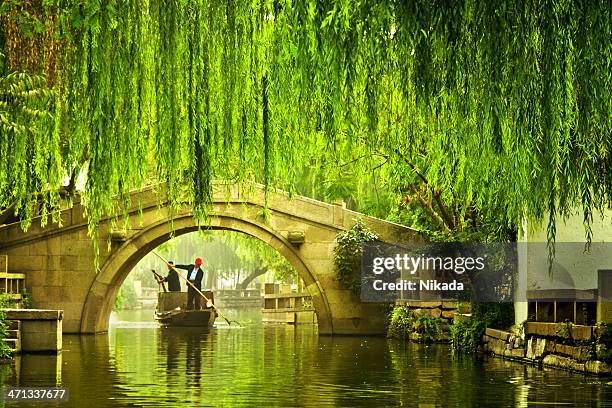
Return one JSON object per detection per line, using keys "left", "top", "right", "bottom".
{"left": 154, "top": 291, "right": 217, "bottom": 328}
{"left": 155, "top": 309, "right": 217, "bottom": 327}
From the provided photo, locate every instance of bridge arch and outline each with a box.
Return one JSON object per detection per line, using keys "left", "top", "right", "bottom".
{"left": 81, "top": 213, "right": 333, "bottom": 333}
{"left": 0, "top": 183, "right": 420, "bottom": 335}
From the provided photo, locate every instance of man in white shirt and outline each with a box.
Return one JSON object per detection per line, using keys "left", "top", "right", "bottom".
{"left": 174, "top": 257, "right": 204, "bottom": 310}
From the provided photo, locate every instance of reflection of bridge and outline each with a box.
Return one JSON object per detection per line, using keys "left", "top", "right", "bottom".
{"left": 0, "top": 183, "right": 421, "bottom": 335}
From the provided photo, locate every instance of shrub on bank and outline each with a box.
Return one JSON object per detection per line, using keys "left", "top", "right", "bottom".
{"left": 450, "top": 303, "right": 514, "bottom": 352}
{"left": 388, "top": 306, "right": 414, "bottom": 339}
{"left": 388, "top": 305, "right": 448, "bottom": 343}
{"left": 450, "top": 314, "right": 486, "bottom": 352}
{"left": 417, "top": 315, "right": 447, "bottom": 343}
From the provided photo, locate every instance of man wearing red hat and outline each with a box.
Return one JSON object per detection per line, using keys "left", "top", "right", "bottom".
{"left": 174, "top": 258, "right": 205, "bottom": 310}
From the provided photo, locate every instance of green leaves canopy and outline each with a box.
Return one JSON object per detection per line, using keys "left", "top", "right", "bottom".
{"left": 1, "top": 0, "right": 611, "bottom": 242}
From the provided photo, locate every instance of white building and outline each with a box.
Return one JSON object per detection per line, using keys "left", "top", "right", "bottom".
{"left": 517, "top": 210, "right": 612, "bottom": 326}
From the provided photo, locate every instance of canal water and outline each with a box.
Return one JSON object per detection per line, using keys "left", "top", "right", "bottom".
{"left": 2, "top": 309, "right": 611, "bottom": 407}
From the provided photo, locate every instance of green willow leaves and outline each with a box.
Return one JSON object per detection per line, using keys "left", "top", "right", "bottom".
{"left": 0, "top": 72, "right": 58, "bottom": 228}
{"left": 0, "top": 0, "right": 611, "bottom": 244}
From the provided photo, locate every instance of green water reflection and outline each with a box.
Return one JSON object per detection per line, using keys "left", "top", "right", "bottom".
{"left": 2, "top": 309, "right": 611, "bottom": 407}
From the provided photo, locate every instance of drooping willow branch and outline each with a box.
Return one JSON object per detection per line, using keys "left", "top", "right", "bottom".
{"left": 0, "top": 0, "right": 610, "bottom": 248}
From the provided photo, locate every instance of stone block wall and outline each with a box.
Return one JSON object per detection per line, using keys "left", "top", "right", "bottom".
{"left": 482, "top": 322, "right": 611, "bottom": 376}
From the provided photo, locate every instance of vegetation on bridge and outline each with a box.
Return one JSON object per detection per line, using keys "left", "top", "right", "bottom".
{"left": 333, "top": 219, "right": 378, "bottom": 296}
{"left": 1, "top": 0, "right": 611, "bottom": 249}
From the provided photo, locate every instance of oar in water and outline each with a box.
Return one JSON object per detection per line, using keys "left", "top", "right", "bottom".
{"left": 151, "top": 251, "right": 241, "bottom": 326}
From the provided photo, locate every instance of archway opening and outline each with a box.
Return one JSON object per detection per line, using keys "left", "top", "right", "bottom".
{"left": 80, "top": 214, "right": 332, "bottom": 333}
{"left": 110, "top": 230, "right": 317, "bottom": 327}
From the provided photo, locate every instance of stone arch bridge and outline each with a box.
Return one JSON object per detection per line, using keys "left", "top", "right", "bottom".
{"left": 0, "top": 183, "right": 420, "bottom": 335}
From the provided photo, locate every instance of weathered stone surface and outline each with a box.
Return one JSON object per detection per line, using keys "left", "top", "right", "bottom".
{"left": 554, "top": 343, "right": 591, "bottom": 361}
{"left": 3, "top": 309, "right": 63, "bottom": 320}
{"left": 585, "top": 360, "right": 611, "bottom": 375}
{"left": 298, "top": 243, "right": 335, "bottom": 260}
{"left": 543, "top": 354, "right": 574, "bottom": 370}
{"left": 20, "top": 327, "right": 62, "bottom": 352}
{"left": 412, "top": 308, "right": 442, "bottom": 318}
{"left": 441, "top": 310, "right": 456, "bottom": 319}
{"left": 8, "top": 255, "right": 46, "bottom": 272}
{"left": 46, "top": 238, "right": 62, "bottom": 256}
{"left": 512, "top": 336, "right": 524, "bottom": 349}
{"left": 545, "top": 339, "right": 557, "bottom": 354}
{"left": 27, "top": 241, "right": 49, "bottom": 256}
{"left": 570, "top": 325, "right": 593, "bottom": 341}
{"left": 485, "top": 328, "right": 511, "bottom": 341}
{"left": 410, "top": 301, "right": 442, "bottom": 309}
{"left": 285, "top": 230, "right": 305, "bottom": 245}
{"left": 526, "top": 337, "right": 536, "bottom": 359}
{"left": 525, "top": 322, "right": 594, "bottom": 341}
{"left": 62, "top": 318, "right": 82, "bottom": 333}
{"left": 525, "top": 322, "right": 550, "bottom": 337}
{"left": 6, "top": 312, "right": 63, "bottom": 352}
{"left": 502, "top": 347, "right": 523, "bottom": 358}
{"left": 535, "top": 338, "right": 547, "bottom": 358}
{"left": 488, "top": 338, "right": 506, "bottom": 356}
{"left": 441, "top": 300, "right": 458, "bottom": 310}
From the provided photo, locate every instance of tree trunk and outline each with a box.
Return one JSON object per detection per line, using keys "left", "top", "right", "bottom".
{"left": 239, "top": 266, "right": 268, "bottom": 289}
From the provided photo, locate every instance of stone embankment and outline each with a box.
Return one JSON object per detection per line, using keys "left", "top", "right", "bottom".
{"left": 483, "top": 322, "right": 610, "bottom": 376}
{"left": 394, "top": 300, "right": 468, "bottom": 342}
{"left": 2, "top": 309, "right": 63, "bottom": 353}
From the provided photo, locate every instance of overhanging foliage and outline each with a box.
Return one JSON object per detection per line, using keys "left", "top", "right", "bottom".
{"left": 1, "top": 0, "right": 610, "bottom": 243}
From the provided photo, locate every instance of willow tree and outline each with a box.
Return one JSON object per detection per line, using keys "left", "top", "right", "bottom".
{"left": 1, "top": 0, "right": 611, "bottom": 245}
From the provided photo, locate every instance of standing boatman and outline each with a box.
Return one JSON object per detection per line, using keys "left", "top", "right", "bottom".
{"left": 163, "top": 261, "right": 181, "bottom": 292}
{"left": 174, "top": 258, "right": 204, "bottom": 310}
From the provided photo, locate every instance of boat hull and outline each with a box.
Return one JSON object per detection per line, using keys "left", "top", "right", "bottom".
{"left": 155, "top": 309, "right": 217, "bottom": 327}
